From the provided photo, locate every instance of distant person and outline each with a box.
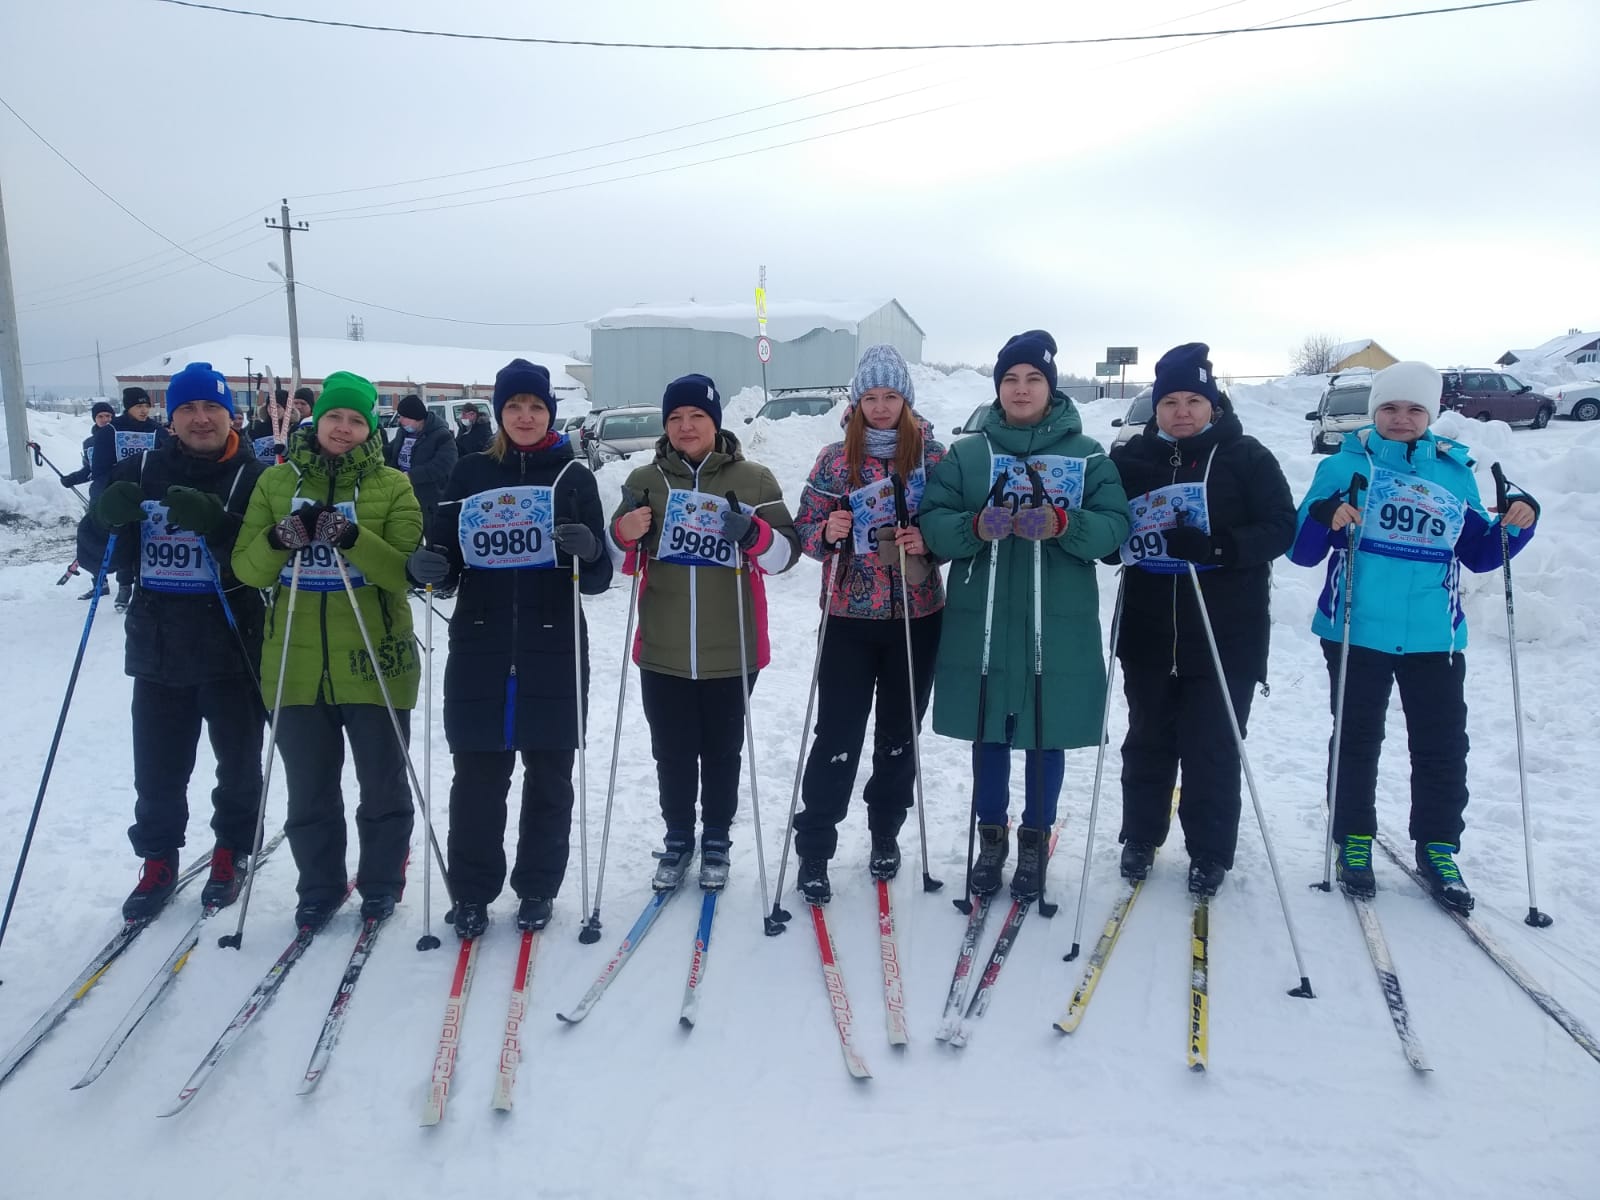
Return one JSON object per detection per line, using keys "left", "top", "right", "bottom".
{"left": 63, "top": 401, "right": 116, "bottom": 598}
{"left": 455, "top": 402, "right": 492, "bottom": 457}
{"left": 90, "top": 387, "right": 168, "bottom": 610}
{"left": 386, "top": 394, "right": 458, "bottom": 527}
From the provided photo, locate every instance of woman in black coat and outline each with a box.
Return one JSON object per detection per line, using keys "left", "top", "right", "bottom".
{"left": 1109, "top": 343, "right": 1295, "bottom": 896}
{"left": 406, "top": 359, "right": 612, "bottom": 938}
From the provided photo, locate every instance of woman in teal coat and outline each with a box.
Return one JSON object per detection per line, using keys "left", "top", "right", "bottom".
{"left": 921, "top": 331, "right": 1130, "bottom": 901}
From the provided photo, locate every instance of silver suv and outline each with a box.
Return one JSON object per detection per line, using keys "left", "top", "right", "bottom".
{"left": 1109, "top": 387, "right": 1154, "bottom": 448}
{"left": 584, "top": 406, "right": 664, "bottom": 470}
{"left": 1306, "top": 374, "right": 1373, "bottom": 454}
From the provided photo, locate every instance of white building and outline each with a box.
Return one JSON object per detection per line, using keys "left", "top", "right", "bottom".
{"left": 1497, "top": 330, "right": 1600, "bottom": 370}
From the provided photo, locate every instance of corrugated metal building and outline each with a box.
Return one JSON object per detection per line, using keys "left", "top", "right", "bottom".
{"left": 587, "top": 299, "right": 923, "bottom": 410}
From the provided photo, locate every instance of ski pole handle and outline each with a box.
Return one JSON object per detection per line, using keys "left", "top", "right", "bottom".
{"left": 27, "top": 441, "right": 45, "bottom": 468}
{"left": 1027, "top": 465, "right": 1046, "bottom": 508}
{"left": 1491, "top": 462, "right": 1510, "bottom": 513}
{"left": 891, "top": 472, "right": 909, "bottom": 528}
{"left": 1347, "top": 472, "right": 1368, "bottom": 508}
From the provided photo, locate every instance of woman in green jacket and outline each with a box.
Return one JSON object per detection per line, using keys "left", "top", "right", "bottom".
{"left": 234, "top": 371, "right": 424, "bottom": 930}
{"left": 920, "top": 331, "right": 1130, "bottom": 902}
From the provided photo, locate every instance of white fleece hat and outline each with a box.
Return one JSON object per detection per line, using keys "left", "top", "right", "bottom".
{"left": 1368, "top": 360, "right": 1442, "bottom": 420}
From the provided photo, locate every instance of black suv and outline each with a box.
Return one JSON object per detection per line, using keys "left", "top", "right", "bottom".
{"left": 1439, "top": 369, "right": 1554, "bottom": 429}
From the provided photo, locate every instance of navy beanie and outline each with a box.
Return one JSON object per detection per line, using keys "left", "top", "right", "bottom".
{"left": 492, "top": 358, "right": 554, "bottom": 423}
{"left": 1152, "top": 342, "right": 1222, "bottom": 407}
{"left": 165, "top": 362, "right": 235, "bottom": 418}
{"left": 993, "top": 330, "right": 1059, "bottom": 395}
{"left": 121, "top": 386, "right": 151, "bottom": 410}
{"left": 90, "top": 400, "right": 115, "bottom": 419}
{"left": 662, "top": 373, "right": 722, "bottom": 430}
{"left": 397, "top": 394, "right": 428, "bottom": 421}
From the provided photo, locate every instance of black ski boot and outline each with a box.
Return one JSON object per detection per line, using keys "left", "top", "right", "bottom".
{"left": 1188, "top": 858, "right": 1226, "bottom": 898}
{"left": 1337, "top": 834, "right": 1376, "bottom": 900}
{"left": 199, "top": 844, "right": 245, "bottom": 909}
{"left": 122, "top": 850, "right": 179, "bottom": 922}
{"left": 78, "top": 580, "right": 110, "bottom": 601}
{"left": 451, "top": 900, "right": 489, "bottom": 939}
{"left": 1011, "top": 827, "right": 1046, "bottom": 901}
{"left": 699, "top": 828, "right": 731, "bottom": 891}
{"left": 798, "top": 857, "right": 831, "bottom": 905}
{"left": 652, "top": 831, "right": 695, "bottom": 892}
{"left": 113, "top": 582, "right": 133, "bottom": 613}
{"left": 359, "top": 893, "right": 397, "bottom": 922}
{"left": 516, "top": 896, "right": 552, "bottom": 930}
{"left": 868, "top": 834, "right": 901, "bottom": 881}
{"left": 1120, "top": 841, "right": 1156, "bottom": 881}
{"left": 295, "top": 897, "right": 339, "bottom": 932}
{"left": 1416, "top": 842, "right": 1474, "bottom": 913}
{"left": 970, "top": 824, "right": 1008, "bottom": 897}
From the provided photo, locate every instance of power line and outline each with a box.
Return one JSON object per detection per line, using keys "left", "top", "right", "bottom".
{"left": 292, "top": 279, "right": 590, "bottom": 328}
{"left": 21, "top": 231, "right": 276, "bottom": 313}
{"left": 150, "top": 0, "right": 1538, "bottom": 52}
{"left": 22, "top": 287, "right": 281, "bottom": 369}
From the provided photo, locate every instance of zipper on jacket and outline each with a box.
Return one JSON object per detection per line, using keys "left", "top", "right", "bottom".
{"left": 318, "top": 468, "right": 336, "bottom": 702}
{"left": 687, "top": 455, "right": 702, "bottom": 680}
{"left": 1168, "top": 441, "right": 1181, "bottom": 676}
{"left": 506, "top": 451, "right": 524, "bottom": 748}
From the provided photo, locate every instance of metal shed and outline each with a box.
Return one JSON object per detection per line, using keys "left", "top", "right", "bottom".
{"left": 587, "top": 299, "right": 924, "bottom": 410}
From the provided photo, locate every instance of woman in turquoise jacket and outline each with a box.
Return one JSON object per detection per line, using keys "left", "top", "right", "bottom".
{"left": 1288, "top": 360, "right": 1538, "bottom": 912}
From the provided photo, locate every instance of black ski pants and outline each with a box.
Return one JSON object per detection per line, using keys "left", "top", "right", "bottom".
{"left": 447, "top": 748, "right": 575, "bottom": 904}
{"left": 638, "top": 668, "right": 757, "bottom": 840}
{"left": 1321, "top": 640, "right": 1469, "bottom": 848}
{"left": 128, "top": 676, "right": 264, "bottom": 857}
{"left": 276, "top": 701, "right": 414, "bottom": 906}
{"left": 1118, "top": 663, "right": 1256, "bottom": 869}
{"left": 794, "top": 612, "right": 940, "bottom": 861}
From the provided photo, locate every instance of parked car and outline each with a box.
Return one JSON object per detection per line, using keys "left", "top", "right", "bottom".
{"left": 1108, "top": 387, "right": 1154, "bottom": 448}
{"left": 381, "top": 398, "right": 496, "bottom": 433}
{"left": 583, "top": 406, "right": 664, "bottom": 470}
{"left": 553, "top": 413, "right": 586, "bottom": 434}
{"left": 1306, "top": 374, "right": 1374, "bottom": 454}
{"left": 743, "top": 391, "right": 841, "bottom": 424}
{"left": 1439, "top": 369, "right": 1554, "bottom": 428}
{"left": 1550, "top": 380, "right": 1600, "bottom": 422}
{"left": 951, "top": 403, "right": 992, "bottom": 437}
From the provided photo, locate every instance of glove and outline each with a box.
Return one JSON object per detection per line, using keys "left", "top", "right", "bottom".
{"left": 163, "top": 486, "right": 225, "bottom": 535}
{"left": 93, "top": 481, "right": 146, "bottom": 529}
{"left": 720, "top": 507, "right": 764, "bottom": 552}
{"left": 1308, "top": 495, "right": 1343, "bottom": 527}
{"left": 975, "top": 506, "right": 1014, "bottom": 541}
{"left": 1162, "top": 524, "right": 1215, "bottom": 563}
{"left": 266, "top": 506, "right": 320, "bottom": 551}
{"left": 407, "top": 547, "right": 451, "bottom": 586}
{"left": 1014, "top": 505, "right": 1065, "bottom": 541}
{"left": 314, "top": 506, "right": 359, "bottom": 550}
{"left": 554, "top": 522, "right": 601, "bottom": 563}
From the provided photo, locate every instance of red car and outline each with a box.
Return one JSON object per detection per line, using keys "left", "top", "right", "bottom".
{"left": 1439, "top": 369, "right": 1554, "bottom": 428}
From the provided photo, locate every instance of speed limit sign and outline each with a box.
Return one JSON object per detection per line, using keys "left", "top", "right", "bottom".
{"left": 756, "top": 336, "right": 772, "bottom": 364}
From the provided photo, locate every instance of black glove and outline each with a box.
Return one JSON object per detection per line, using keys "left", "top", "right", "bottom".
{"left": 407, "top": 547, "right": 451, "bottom": 585}
{"left": 553, "top": 522, "right": 601, "bottom": 563}
{"left": 1163, "top": 524, "right": 1215, "bottom": 564}
{"left": 313, "top": 506, "right": 359, "bottom": 550}
{"left": 266, "top": 505, "right": 322, "bottom": 551}
{"left": 92, "top": 481, "right": 146, "bottom": 530}
{"left": 1308, "top": 495, "right": 1344, "bottom": 528}
{"left": 164, "top": 486, "right": 225, "bottom": 535}
{"left": 720, "top": 507, "right": 763, "bottom": 552}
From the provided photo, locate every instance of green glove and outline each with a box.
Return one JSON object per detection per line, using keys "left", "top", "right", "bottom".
{"left": 164, "top": 486, "right": 225, "bottom": 535}
{"left": 93, "top": 481, "right": 146, "bottom": 529}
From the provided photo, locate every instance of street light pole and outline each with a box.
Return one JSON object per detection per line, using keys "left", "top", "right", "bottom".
{"left": 265, "top": 200, "right": 309, "bottom": 397}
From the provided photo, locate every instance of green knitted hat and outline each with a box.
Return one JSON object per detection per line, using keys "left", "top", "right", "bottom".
{"left": 312, "top": 371, "right": 380, "bottom": 434}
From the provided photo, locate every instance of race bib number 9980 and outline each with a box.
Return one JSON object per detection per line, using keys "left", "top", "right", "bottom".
{"left": 114, "top": 430, "right": 156, "bottom": 462}
{"left": 458, "top": 486, "right": 556, "bottom": 569}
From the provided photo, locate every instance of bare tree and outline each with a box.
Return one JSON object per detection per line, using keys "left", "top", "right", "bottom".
{"left": 1291, "top": 333, "right": 1343, "bottom": 376}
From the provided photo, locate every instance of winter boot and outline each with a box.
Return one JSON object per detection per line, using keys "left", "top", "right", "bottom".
{"left": 1337, "top": 834, "right": 1376, "bottom": 900}
{"left": 798, "top": 857, "right": 832, "bottom": 905}
{"left": 868, "top": 834, "right": 901, "bottom": 881}
{"left": 699, "top": 828, "right": 731, "bottom": 892}
{"left": 359, "top": 893, "right": 397, "bottom": 922}
{"left": 1416, "top": 842, "right": 1474, "bottom": 913}
{"left": 1120, "top": 841, "right": 1156, "bottom": 881}
{"left": 122, "top": 850, "right": 180, "bottom": 922}
{"left": 516, "top": 896, "right": 553, "bottom": 931}
{"left": 970, "top": 824, "right": 1009, "bottom": 897}
{"left": 199, "top": 845, "right": 245, "bottom": 909}
{"left": 1011, "top": 826, "right": 1047, "bottom": 901}
{"left": 1188, "top": 858, "right": 1227, "bottom": 898}
{"left": 295, "top": 898, "right": 339, "bottom": 932}
{"left": 78, "top": 580, "right": 110, "bottom": 601}
{"left": 451, "top": 901, "right": 489, "bottom": 940}
{"left": 652, "top": 831, "right": 696, "bottom": 892}
{"left": 113, "top": 582, "right": 133, "bottom": 613}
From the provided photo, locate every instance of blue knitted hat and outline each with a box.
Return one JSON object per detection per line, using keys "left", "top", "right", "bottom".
{"left": 1152, "top": 342, "right": 1221, "bottom": 407}
{"left": 993, "top": 331, "right": 1058, "bottom": 395}
{"left": 662, "top": 373, "right": 722, "bottom": 430}
{"left": 165, "top": 362, "right": 234, "bottom": 418}
{"left": 492, "top": 358, "right": 555, "bottom": 423}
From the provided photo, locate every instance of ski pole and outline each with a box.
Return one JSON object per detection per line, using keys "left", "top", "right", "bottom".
{"left": 1318, "top": 472, "right": 1367, "bottom": 892}
{"left": 1491, "top": 463, "right": 1551, "bottom": 928}
{"left": 26, "top": 441, "right": 89, "bottom": 508}
{"left": 220, "top": 552, "right": 301, "bottom": 950}
{"left": 1065, "top": 571, "right": 1126, "bottom": 961}
{"left": 890, "top": 474, "right": 942, "bottom": 894}
{"left": 1024, "top": 467, "right": 1058, "bottom": 918}
{"left": 0, "top": 534, "right": 118, "bottom": 978}
{"left": 416, "top": 580, "right": 441, "bottom": 951}
{"left": 1184, "top": 558, "right": 1314, "bottom": 998}
{"left": 205, "top": 553, "right": 263, "bottom": 698}
{"left": 567, "top": 500, "right": 593, "bottom": 935}
{"left": 726, "top": 491, "right": 774, "bottom": 932}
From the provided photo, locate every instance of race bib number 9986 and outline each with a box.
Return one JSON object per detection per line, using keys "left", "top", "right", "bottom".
{"left": 658, "top": 490, "right": 745, "bottom": 568}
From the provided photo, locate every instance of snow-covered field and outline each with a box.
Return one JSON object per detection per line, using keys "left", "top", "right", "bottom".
{"left": 1, "top": 371, "right": 1597, "bottom": 1200}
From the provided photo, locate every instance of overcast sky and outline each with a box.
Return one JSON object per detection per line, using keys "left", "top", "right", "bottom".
{"left": 3, "top": 0, "right": 1596, "bottom": 390}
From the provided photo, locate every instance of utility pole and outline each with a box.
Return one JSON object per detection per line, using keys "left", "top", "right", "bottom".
{"left": 265, "top": 199, "right": 309, "bottom": 396}
{"left": 0, "top": 173, "right": 32, "bottom": 482}
{"left": 96, "top": 339, "right": 104, "bottom": 396}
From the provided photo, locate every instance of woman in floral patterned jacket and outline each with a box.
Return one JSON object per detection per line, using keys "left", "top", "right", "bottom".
{"left": 789, "top": 345, "right": 946, "bottom": 904}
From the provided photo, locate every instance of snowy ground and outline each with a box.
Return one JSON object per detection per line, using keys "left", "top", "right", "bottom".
{"left": 1, "top": 378, "right": 1597, "bottom": 1199}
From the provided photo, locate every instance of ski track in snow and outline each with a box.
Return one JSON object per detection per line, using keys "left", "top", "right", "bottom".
{"left": 2, "top": 383, "right": 1598, "bottom": 1199}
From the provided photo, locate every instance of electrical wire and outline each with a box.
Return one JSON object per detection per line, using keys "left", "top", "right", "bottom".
{"left": 21, "top": 232, "right": 277, "bottom": 313}
{"left": 291, "top": 279, "right": 590, "bottom": 328}
{"left": 21, "top": 288, "right": 282, "bottom": 368}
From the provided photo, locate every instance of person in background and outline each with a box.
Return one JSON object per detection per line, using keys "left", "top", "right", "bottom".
{"left": 455, "top": 401, "right": 493, "bottom": 457}
{"left": 386, "top": 394, "right": 458, "bottom": 529}
{"left": 61, "top": 400, "right": 115, "bottom": 491}
{"left": 90, "top": 387, "right": 169, "bottom": 610}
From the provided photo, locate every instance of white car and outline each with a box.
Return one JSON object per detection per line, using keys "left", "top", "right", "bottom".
{"left": 1550, "top": 380, "right": 1600, "bottom": 422}
{"left": 1306, "top": 375, "right": 1374, "bottom": 454}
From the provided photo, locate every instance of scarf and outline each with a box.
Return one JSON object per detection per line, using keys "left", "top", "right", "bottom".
{"left": 864, "top": 426, "right": 899, "bottom": 459}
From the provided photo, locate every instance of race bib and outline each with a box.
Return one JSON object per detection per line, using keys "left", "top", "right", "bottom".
{"left": 658, "top": 489, "right": 745, "bottom": 568}
{"left": 1119, "top": 483, "right": 1216, "bottom": 574}
{"left": 1358, "top": 468, "right": 1466, "bottom": 564}
{"left": 252, "top": 435, "right": 281, "bottom": 465}
{"left": 138, "top": 500, "right": 211, "bottom": 594}
{"left": 114, "top": 430, "right": 156, "bottom": 462}
{"left": 457, "top": 486, "right": 556, "bottom": 570}
{"left": 991, "top": 454, "right": 1085, "bottom": 511}
{"left": 278, "top": 499, "right": 367, "bottom": 592}
{"left": 848, "top": 468, "right": 925, "bottom": 555}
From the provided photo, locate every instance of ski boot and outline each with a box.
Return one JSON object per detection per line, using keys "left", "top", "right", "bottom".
{"left": 1416, "top": 842, "right": 1474, "bottom": 913}
{"left": 122, "top": 850, "right": 180, "bottom": 922}
{"left": 359, "top": 893, "right": 397, "bottom": 922}
{"left": 652, "top": 831, "right": 696, "bottom": 892}
{"left": 451, "top": 901, "right": 489, "bottom": 939}
{"left": 516, "top": 896, "right": 552, "bottom": 931}
{"left": 199, "top": 845, "right": 245, "bottom": 909}
{"left": 970, "top": 824, "right": 1008, "bottom": 897}
{"left": 868, "top": 834, "right": 901, "bottom": 881}
{"left": 78, "top": 580, "right": 110, "bottom": 601}
{"left": 798, "top": 858, "right": 831, "bottom": 905}
{"left": 113, "top": 582, "right": 133, "bottom": 613}
{"left": 1120, "top": 841, "right": 1156, "bottom": 881}
{"left": 1337, "top": 834, "right": 1376, "bottom": 899}
{"left": 1188, "top": 858, "right": 1226, "bottom": 898}
{"left": 1011, "top": 826, "right": 1047, "bottom": 901}
{"left": 699, "top": 829, "right": 731, "bottom": 891}
{"left": 295, "top": 897, "right": 339, "bottom": 933}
